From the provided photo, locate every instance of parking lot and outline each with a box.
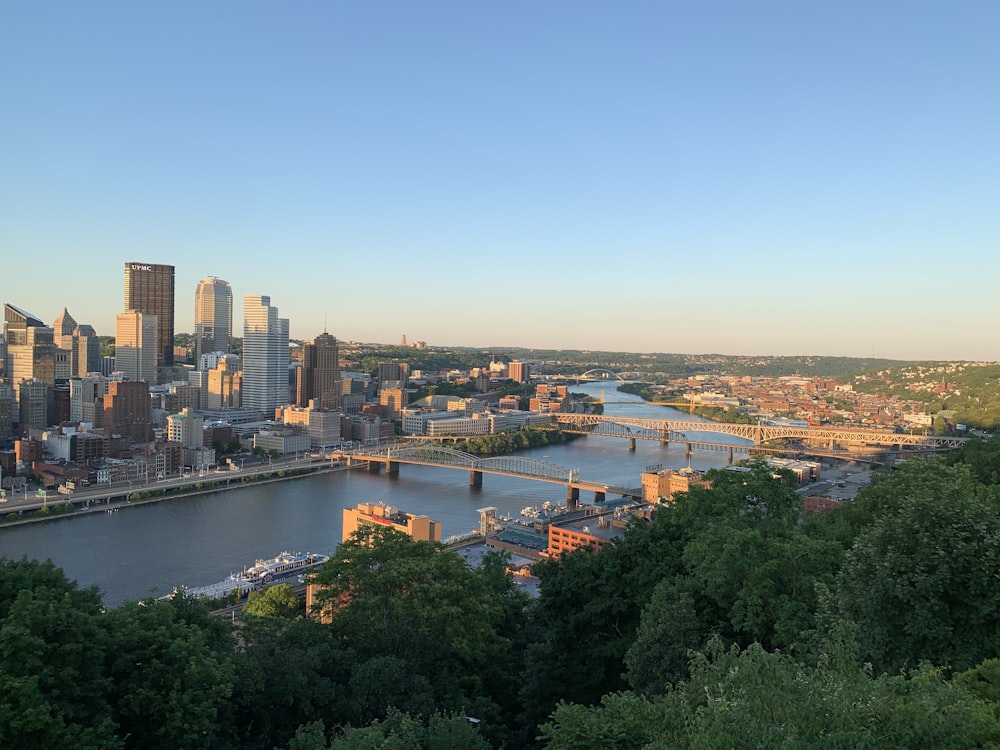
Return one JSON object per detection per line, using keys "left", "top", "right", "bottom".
{"left": 799, "top": 461, "right": 872, "bottom": 501}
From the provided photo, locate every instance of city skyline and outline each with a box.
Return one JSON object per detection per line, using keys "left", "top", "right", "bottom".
{"left": 3, "top": 2, "right": 999, "bottom": 361}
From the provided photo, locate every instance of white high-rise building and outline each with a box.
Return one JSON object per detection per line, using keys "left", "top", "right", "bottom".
{"left": 242, "top": 295, "right": 289, "bottom": 415}
{"left": 115, "top": 310, "right": 158, "bottom": 382}
{"left": 167, "top": 407, "right": 204, "bottom": 449}
{"left": 194, "top": 277, "right": 233, "bottom": 367}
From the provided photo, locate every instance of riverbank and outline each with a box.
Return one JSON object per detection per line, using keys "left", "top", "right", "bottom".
{"left": 0, "top": 461, "right": 358, "bottom": 530}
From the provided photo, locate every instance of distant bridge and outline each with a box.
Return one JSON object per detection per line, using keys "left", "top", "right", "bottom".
{"left": 575, "top": 368, "right": 626, "bottom": 382}
{"left": 338, "top": 443, "right": 636, "bottom": 506}
{"left": 552, "top": 414, "right": 969, "bottom": 453}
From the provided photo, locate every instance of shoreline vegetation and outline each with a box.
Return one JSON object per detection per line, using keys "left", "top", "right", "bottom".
{"left": 450, "top": 427, "right": 579, "bottom": 455}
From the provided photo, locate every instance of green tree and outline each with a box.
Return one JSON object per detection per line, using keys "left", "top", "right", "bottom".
{"left": 956, "top": 658, "right": 1000, "bottom": 706}
{"left": 0, "top": 558, "right": 120, "bottom": 749}
{"left": 309, "top": 528, "right": 514, "bottom": 732}
{"left": 540, "top": 637, "right": 1000, "bottom": 749}
{"left": 952, "top": 436, "right": 1000, "bottom": 486}
{"left": 244, "top": 582, "right": 301, "bottom": 619}
{"left": 681, "top": 523, "right": 842, "bottom": 652}
{"left": 624, "top": 584, "right": 706, "bottom": 694}
{"left": 227, "top": 615, "right": 353, "bottom": 750}
{"left": 284, "top": 710, "right": 492, "bottom": 750}
{"left": 103, "top": 593, "right": 236, "bottom": 750}
{"left": 838, "top": 462, "right": 1000, "bottom": 674}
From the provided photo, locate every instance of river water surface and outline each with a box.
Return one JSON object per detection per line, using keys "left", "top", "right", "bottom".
{"left": 0, "top": 382, "right": 748, "bottom": 606}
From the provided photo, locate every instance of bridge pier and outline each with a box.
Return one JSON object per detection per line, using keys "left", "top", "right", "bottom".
{"left": 685, "top": 443, "right": 692, "bottom": 458}
{"left": 367, "top": 461, "right": 382, "bottom": 474}
{"left": 469, "top": 470, "right": 483, "bottom": 487}
{"left": 594, "top": 490, "right": 606, "bottom": 503}
{"left": 660, "top": 439, "right": 669, "bottom": 448}
{"left": 628, "top": 437, "right": 636, "bottom": 452}
{"left": 566, "top": 485, "right": 580, "bottom": 510}
{"left": 387, "top": 461, "right": 399, "bottom": 476}
{"left": 728, "top": 448, "right": 734, "bottom": 464}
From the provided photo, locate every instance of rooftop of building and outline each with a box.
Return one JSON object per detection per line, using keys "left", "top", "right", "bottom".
{"left": 552, "top": 514, "right": 625, "bottom": 542}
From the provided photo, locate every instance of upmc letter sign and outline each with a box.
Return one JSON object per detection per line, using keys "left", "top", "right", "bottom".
{"left": 130, "top": 264, "right": 153, "bottom": 271}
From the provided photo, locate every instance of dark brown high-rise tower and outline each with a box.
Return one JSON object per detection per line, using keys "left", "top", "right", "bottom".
{"left": 296, "top": 332, "right": 341, "bottom": 410}
{"left": 124, "top": 262, "right": 175, "bottom": 370}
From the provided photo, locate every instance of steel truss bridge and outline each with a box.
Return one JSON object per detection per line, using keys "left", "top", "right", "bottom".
{"left": 340, "top": 443, "right": 635, "bottom": 505}
{"left": 552, "top": 414, "right": 968, "bottom": 452}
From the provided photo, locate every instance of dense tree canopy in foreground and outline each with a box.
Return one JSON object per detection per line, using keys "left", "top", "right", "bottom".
{"left": 3, "top": 447, "right": 1000, "bottom": 748}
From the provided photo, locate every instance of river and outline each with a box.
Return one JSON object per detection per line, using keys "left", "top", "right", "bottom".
{"left": 0, "top": 382, "right": 748, "bottom": 607}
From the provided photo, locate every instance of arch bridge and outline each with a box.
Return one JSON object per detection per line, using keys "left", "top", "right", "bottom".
{"left": 552, "top": 414, "right": 969, "bottom": 453}
{"left": 576, "top": 368, "right": 626, "bottom": 382}
{"left": 340, "top": 443, "right": 633, "bottom": 507}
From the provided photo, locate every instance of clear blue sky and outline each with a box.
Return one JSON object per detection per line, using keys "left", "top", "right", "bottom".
{"left": 2, "top": 1, "right": 998, "bottom": 360}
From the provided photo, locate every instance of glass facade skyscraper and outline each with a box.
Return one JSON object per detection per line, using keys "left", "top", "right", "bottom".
{"left": 242, "top": 295, "right": 289, "bottom": 414}
{"left": 194, "top": 277, "right": 233, "bottom": 367}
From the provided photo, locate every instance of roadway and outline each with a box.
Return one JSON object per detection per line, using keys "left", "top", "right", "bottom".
{"left": 0, "top": 451, "right": 352, "bottom": 518}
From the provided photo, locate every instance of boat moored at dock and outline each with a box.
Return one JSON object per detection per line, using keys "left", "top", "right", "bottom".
{"left": 167, "top": 550, "right": 330, "bottom": 601}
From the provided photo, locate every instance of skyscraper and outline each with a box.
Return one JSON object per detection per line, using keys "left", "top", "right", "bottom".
{"left": 4, "top": 303, "right": 55, "bottom": 388}
{"left": 73, "top": 324, "right": 101, "bottom": 377}
{"left": 115, "top": 311, "right": 158, "bottom": 383}
{"left": 242, "top": 295, "right": 289, "bottom": 415}
{"left": 296, "top": 332, "right": 342, "bottom": 410}
{"left": 194, "top": 277, "right": 233, "bottom": 366}
{"left": 123, "top": 262, "right": 174, "bottom": 371}
{"left": 52, "top": 307, "right": 77, "bottom": 352}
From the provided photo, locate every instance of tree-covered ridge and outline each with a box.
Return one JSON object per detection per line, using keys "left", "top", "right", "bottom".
{"left": 173, "top": 336, "right": 923, "bottom": 380}
{"left": 853, "top": 362, "right": 1000, "bottom": 429}
{"left": 4, "top": 444, "right": 1000, "bottom": 748}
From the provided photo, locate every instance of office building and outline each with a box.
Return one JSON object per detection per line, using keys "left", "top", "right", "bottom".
{"left": 4, "top": 303, "right": 56, "bottom": 389}
{"left": 547, "top": 513, "right": 626, "bottom": 558}
{"left": 206, "top": 358, "right": 242, "bottom": 409}
{"left": 123, "top": 262, "right": 175, "bottom": 370}
{"left": 377, "top": 362, "right": 407, "bottom": 388}
{"left": 253, "top": 428, "right": 310, "bottom": 455}
{"left": 70, "top": 374, "right": 107, "bottom": 425}
{"left": 167, "top": 407, "right": 204, "bottom": 449}
{"left": 18, "top": 378, "right": 51, "bottom": 436}
{"left": 296, "top": 332, "right": 341, "bottom": 410}
{"left": 242, "top": 295, "right": 289, "bottom": 414}
{"left": 279, "top": 404, "right": 341, "bottom": 447}
{"left": 73, "top": 324, "right": 101, "bottom": 377}
{"left": 508, "top": 360, "right": 529, "bottom": 383}
{"left": 199, "top": 350, "right": 239, "bottom": 372}
{"left": 194, "top": 277, "right": 233, "bottom": 366}
{"left": 342, "top": 502, "right": 441, "bottom": 543}
{"left": 0, "top": 381, "right": 12, "bottom": 437}
{"left": 379, "top": 386, "right": 408, "bottom": 420}
{"left": 52, "top": 308, "right": 78, "bottom": 379}
{"left": 115, "top": 311, "right": 158, "bottom": 383}
{"left": 640, "top": 466, "right": 709, "bottom": 503}
{"left": 104, "top": 379, "right": 152, "bottom": 444}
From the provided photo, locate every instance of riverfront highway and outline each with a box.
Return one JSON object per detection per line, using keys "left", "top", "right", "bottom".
{"left": 0, "top": 382, "right": 757, "bottom": 607}
{"left": 0, "top": 452, "right": 351, "bottom": 517}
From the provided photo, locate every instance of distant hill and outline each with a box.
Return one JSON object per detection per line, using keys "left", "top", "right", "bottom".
{"left": 852, "top": 362, "right": 1000, "bottom": 430}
